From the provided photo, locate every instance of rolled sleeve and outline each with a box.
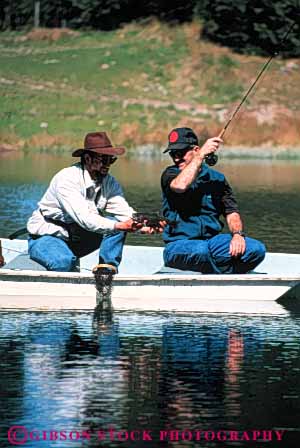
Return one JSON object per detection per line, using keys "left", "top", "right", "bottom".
{"left": 221, "top": 179, "right": 239, "bottom": 216}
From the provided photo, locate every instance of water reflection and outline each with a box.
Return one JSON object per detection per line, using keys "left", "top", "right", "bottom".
{"left": 0, "top": 312, "right": 300, "bottom": 447}
{"left": 0, "top": 153, "right": 300, "bottom": 251}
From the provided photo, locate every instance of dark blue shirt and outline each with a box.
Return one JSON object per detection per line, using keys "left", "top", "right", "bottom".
{"left": 161, "top": 164, "right": 239, "bottom": 243}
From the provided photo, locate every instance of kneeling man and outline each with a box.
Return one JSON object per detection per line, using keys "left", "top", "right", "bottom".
{"left": 27, "top": 132, "right": 141, "bottom": 272}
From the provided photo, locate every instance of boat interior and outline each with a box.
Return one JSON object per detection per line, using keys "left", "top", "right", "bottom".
{"left": 1, "top": 238, "right": 300, "bottom": 277}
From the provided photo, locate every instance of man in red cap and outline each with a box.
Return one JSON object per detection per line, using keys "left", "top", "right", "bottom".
{"left": 27, "top": 132, "right": 143, "bottom": 272}
{"left": 161, "top": 127, "right": 266, "bottom": 274}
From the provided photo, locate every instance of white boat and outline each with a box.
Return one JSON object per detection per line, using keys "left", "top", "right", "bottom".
{"left": 1, "top": 238, "right": 300, "bottom": 314}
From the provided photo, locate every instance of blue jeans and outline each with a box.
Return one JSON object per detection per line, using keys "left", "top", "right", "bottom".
{"left": 28, "top": 229, "right": 126, "bottom": 272}
{"left": 163, "top": 234, "right": 266, "bottom": 274}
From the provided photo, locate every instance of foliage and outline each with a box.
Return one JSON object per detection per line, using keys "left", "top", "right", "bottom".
{"left": 1, "top": 1, "right": 300, "bottom": 57}
{"left": 0, "top": 1, "right": 195, "bottom": 30}
{"left": 197, "top": 0, "right": 300, "bottom": 57}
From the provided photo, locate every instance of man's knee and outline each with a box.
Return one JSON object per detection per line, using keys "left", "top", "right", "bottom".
{"left": 234, "top": 239, "right": 266, "bottom": 274}
{"left": 29, "top": 236, "right": 77, "bottom": 272}
{"left": 163, "top": 240, "right": 210, "bottom": 271}
{"left": 46, "top": 253, "right": 77, "bottom": 272}
{"left": 208, "top": 234, "right": 231, "bottom": 256}
{"left": 247, "top": 239, "right": 266, "bottom": 263}
{"left": 163, "top": 244, "right": 176, "bottom": 267}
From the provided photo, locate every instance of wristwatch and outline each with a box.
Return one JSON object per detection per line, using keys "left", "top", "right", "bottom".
{"left": 231, "top": 231, "right": 246, "bottom": 237}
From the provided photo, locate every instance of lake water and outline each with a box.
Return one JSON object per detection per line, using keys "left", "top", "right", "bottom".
{"left": 0, "top": 152, "right": 300, "bottom": 447}
{"left": 0, "top": 311, "right": 300, "bottom": 447}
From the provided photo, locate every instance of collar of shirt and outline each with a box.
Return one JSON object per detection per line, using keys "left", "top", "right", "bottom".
{"left": 83, "top": 168, "right": 102, "bottom": 200}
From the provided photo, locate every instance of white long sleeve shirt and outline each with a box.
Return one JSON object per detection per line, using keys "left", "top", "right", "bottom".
{"left": 27, "top": 163, "right": 134, "bottom": 240}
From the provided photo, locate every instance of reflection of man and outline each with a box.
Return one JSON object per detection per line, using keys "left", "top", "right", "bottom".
{"left": 161, "top": 127, "right": 266, "bottom": 273}
{"left": 27, "top": 132, "right": 142, "bottom": 272}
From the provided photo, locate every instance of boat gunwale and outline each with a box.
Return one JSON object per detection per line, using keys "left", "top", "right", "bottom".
{"left": 1, "top": 268, "right": 300, "bottom": 285}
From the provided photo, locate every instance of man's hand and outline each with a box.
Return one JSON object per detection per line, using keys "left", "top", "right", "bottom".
{"left": 114, "top": 218, "right": 143, "bottom": 232}
{"left": 226, "top": 213, "right": 245, "bottom": 257}
{"left": 170, "top": 137, "right": 223, "bottom": 193}
{"left": 194, "top": 137, "right": 222, "bottom": 159}
{"left": 230, "top": 234, "right": 246, "bottom": 257}
{"left": 132, "top": 214, "right": 167, "bottom": 234}
{"left": 139, "top": 220, "right": 167, "bottom": 234}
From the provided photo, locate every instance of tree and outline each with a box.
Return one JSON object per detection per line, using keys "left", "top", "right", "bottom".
{"left": 196, "top": 0, "right": 300, "bottom": 57}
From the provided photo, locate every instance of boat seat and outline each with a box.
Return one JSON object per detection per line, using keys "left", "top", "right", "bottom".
{"left": 155, "top": 266, "right": 201, "bottom": 275}
{"left": 155, "top": 266, "right": 262, "bottom": 275}
{"left": 3, "top": 252, "right": 47, "bottom": 271}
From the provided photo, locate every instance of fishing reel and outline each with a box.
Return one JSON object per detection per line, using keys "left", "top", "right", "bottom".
{"left": 205, "top": 153, "right": 218, "bottom": 166}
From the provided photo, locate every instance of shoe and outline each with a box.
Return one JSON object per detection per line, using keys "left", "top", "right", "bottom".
{"left": 92, "top": 263, "right": 117, "bottom": 275}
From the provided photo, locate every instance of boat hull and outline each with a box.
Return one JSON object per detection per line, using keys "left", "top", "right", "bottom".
{"left": 1, "top": 269, "right": 299, "bottom": 314}
{"left": 1, "top": 239, "right": 300, "bottom": 314}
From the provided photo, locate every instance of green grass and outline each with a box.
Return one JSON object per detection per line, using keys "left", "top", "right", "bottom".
{"left": 0, "top": 27, "right": 185, "bottom": 96}
{"left": 0, "top": 22, "right": 299, "bottom": 151}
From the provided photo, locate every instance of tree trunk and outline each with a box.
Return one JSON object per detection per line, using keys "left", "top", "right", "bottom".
{"left": 34, "top": 1, "right": 40, "bottom": 28}
{"left": 3, "top": 4, "right": 11, "bottom": 30}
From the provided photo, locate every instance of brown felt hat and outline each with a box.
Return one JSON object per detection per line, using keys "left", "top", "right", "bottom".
{"left": 72, "top": 132, "right": 125, "bottom": 157}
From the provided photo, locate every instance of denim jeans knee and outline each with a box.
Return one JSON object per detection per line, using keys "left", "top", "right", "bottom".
{"left": 164, "top": 239, "right": 213, "bottom": 272}
{"left": 28, "top": 236, "right": 78, "bottom": 272}
{"left": 208, "top": 234, "right": 266, "bottom": 274}
{"left": 234, "top": 238, "right": 266, "bottom": 273}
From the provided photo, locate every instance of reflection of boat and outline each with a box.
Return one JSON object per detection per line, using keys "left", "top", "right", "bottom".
{"left": 1, "top": 238, "right": 300, "bottom": 314}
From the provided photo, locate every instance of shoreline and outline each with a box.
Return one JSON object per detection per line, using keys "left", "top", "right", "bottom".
{"left": 128, "top": 145, "right": 300, "bottom": 160}
{"left": 1, "top": 144, "right": 300, "bottom": 161}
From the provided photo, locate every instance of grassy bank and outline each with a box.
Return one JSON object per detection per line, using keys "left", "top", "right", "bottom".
{"left": 1, "top": 21, "right": 300, "bottom": 155}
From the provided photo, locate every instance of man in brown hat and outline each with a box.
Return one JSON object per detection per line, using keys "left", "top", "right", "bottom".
{"left": 27, "top": 132, "right": 143, "bottom": 273}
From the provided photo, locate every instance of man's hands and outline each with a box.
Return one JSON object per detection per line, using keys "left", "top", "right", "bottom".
{"left": 114, "top": 218, "right": 142, "bottom": 232}
{"left": 230, "top": 234, "right": 246, "bottom": 257}
{"left": 114, "top": 218, "right": 166, "bottom": 234}
{"left": 131, "top": 213, "right": 167, "bottom": 234}
{"left": 139, "top": 220, "right": 166, "bottom": 234}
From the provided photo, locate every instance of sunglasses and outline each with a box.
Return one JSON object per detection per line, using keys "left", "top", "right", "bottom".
{"left": 169, "top": 148, "right": 192, "bottom": 159}
{"left": 93, "top": 155, "right": 118, "bottom": 165}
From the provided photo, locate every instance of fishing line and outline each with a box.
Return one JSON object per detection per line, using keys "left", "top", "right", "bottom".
{"left": 205, "top": 19, "right": 298, "bottom": 166}
{"left": 219, "top": 65, "right": 270, "bottom": 141}
{"left": 220, "top": 21, "right": 297, "bottom": 138}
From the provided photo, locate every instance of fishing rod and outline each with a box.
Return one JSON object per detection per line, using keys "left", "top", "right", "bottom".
{"left": 206, "top": 19, "right": 298, "bottom": 166}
